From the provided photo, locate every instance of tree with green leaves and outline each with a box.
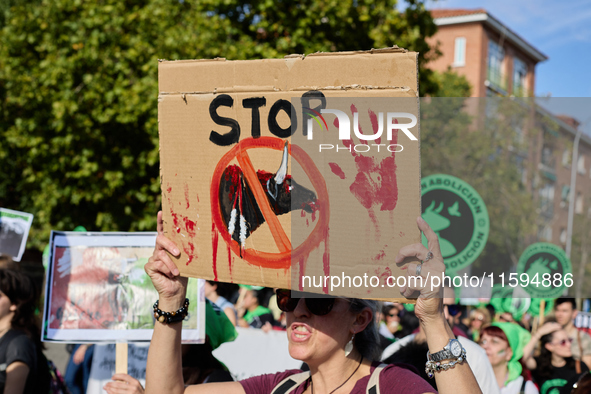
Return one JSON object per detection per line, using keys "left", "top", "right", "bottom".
{"left": 420, "top": 97, "right": 541, "bottom": 276}
{"left": 0, "top": 0, "right": 444, "bottom": 250}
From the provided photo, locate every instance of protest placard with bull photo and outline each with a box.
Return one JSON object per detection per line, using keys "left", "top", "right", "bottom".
{"left": 42, "top": 231, "right": 205, "bottom": 342}
{"left": 159, "top": 48, "right": 421, "bottom": 299}
{"left": 0, "top": 207, "right": 34, "bottom": 262}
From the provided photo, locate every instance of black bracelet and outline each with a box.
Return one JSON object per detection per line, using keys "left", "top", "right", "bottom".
{"left": 153, "top": 298, "right": 189, "bottom": 324}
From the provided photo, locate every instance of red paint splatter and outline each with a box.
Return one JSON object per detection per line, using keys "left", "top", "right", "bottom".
{"left": 399, "top": 232, "right": 405, "bottom": 237}
{"left": 328, "top": 163, "right": 346, "bottom": 179}
{"left": 170, "top": 211, "right": 182, "bottom": 233}
{"left": 211, "top": 223, "right": 219, "bottom": 281}
{"left": 369, "top": 110, "right": 381, "bottom": 144}
{"left": 350, "top": 104, "right": 369, "bottom": 145}
{"left": 166, "top": 184, "right": 172, "bottom": 194}
{"left": 301, "top": 210, "right": 306, "bottom": 217}
{"left": 184, "top": 184, "right": 190, "bottom": 209}
{"left": 322, "top": 228, "right": 330, "bottom": 294}
{"left": 333, "top": 117, "right": 339, "bottom": 129}
{"left": 227, "top": 245, "right": 233, "bottom": 276}
{"left": 374, "top": 250, "right": 386, "bottom": 261}
{"left": 342, "top": 138, "right": 357, "bottom": 157}
{"left": 374, "top": 266, "right": 393, "bottom": 287}
{"left": 347, "top": 116, "right": 399, "bottom": 223}
{"left": 184, "top": 242, "right": 195, "bottom": 266}
{"left": 183, "top": 217, "right": 196, "bottom": 237}
{"left": 298, "top": 257, "right": 306, "bottom": 291}
{"left": 223, "top": 165, "right": 242, "bottom": 199}
{"left": 196, "top": 194, "right": 200, "bottom": 203}
{"left": 331, "top": 108, "right": 398, "bottom": 225}
{"left": 306, "top": 218, "right": 309, "bottom": 226}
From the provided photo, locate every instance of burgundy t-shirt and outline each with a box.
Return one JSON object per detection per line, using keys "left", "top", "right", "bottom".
{"left": 240, "top": 362, "right": 437, "bottom": 394}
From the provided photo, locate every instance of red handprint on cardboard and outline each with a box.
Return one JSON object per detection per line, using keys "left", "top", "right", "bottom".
{"left": 327, "top": 104, "right": 399, "bottom": 230}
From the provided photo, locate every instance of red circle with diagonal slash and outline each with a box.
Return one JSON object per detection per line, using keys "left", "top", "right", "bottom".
{"left": 210, "top": 137, "right": 329, "bottom": 269}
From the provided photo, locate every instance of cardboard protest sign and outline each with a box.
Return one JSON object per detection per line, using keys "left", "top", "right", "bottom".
{"left": 0, "top": 207, "right": 34, "bottom": 262}
{"left": 42, "top": 231, "right": 205, "bottom": 342}
{"left": 159, "top": 48, "right": 421, "bottom": 299}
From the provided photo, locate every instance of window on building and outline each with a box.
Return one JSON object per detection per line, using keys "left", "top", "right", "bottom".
{"left": 541, "top": 145, "right": 554, "bottom": 169}
{"left": 561, "top": 185, "right": 570, "bottom": 208}
{"left": 577, "top": 155, "right": 586, "bottom": 174}
{"left": 454, "top": 37, "right": 466, "bottom": 67}
{"left": 560, "top": 228, "right": 567, "bottom": 244}
{"left": 539, "top": 182, "right": 555, "bottom": 217}
{"left": 513, "top": 57, "right": 528, "bottom": 96}
{"left": 576, "top": 192, "right": 584, "bottom": 214}
{"left": 487, "top": 40, "right": 505, "bottom": 90}
{"left": 538, "top": 225, "right": 553, "bottom": 242}
{"left": 562, "top": 149, "right": 571, "bottom": 167}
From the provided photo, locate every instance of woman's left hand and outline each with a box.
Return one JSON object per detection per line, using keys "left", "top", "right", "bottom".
{"left": 395, "top": 216, "right": 447, "bottom": 325}
{"left": 103, "top": 374, "right": 145, "bottom": 394}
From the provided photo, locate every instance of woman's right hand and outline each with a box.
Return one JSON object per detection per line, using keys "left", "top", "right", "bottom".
{"left": 144, "top": 211, "right": 188, "bottom": 305}
{"left": 535, "top": 322, "right": 562, "bottom": 338}
{"left": 104, "top": 374, "right": 145, "bottom": 394}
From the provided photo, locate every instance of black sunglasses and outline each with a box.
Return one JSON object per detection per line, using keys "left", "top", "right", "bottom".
{"left": 276, "top": 289, "right": 347, "bottom": 316}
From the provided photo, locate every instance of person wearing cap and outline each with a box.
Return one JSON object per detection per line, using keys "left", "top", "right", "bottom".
{"left": 479, "top": 323, "right": 538, "bottom": 394}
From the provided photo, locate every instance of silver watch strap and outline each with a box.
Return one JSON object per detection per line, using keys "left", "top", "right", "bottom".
{"left": 429, "top": 349, "right": 452, "bottom": 362}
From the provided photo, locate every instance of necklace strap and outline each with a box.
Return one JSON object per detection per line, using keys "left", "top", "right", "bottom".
{"left": 311, "top": 355, "right": 364, "bottom": 394}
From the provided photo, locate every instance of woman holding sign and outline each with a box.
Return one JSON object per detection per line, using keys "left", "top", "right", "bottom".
{"left": 144, "top": 212, "right": 482, "bottom": 394}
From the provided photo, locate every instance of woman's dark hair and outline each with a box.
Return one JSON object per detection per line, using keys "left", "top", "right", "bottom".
{"left": 181, "top": 342, "right": 232, "bottom": 384}
{"left": 397, "top": 311, "right": 419, "bottom": 339}
{"left": 381, "top": 304, "right": 395, "bottom": 317}
{"left": 572, "top": 372, "right": 591, "bottom": 393}
{"left": 206, "top": 281, "right": 239, "bottom": 302}
{"left": 536, "top": 331, "right": 576, "bottom": 382}
{"left": 0, "top": 269, "right": 43, "bottom": 348}
{"left": 350, "top": 298, "right": 381, "bottom": 361}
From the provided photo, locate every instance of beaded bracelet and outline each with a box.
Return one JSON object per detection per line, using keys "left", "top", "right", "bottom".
{"left": 425, "top": 348, "right": 466, "bottom": 378}
{"left": 153, "top": 298, "right": 189, "bottom": 324}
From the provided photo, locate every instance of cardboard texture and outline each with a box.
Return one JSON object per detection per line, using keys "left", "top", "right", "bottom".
{"left": 159, "top": 47, "right": 421, "bottom": 301}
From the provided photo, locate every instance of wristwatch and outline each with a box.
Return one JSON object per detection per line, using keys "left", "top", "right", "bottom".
{"left": 427, "top": 339, "right": 465, "bottom": 362}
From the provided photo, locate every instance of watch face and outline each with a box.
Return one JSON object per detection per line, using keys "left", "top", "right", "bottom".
{"left": 450, "top": 340, "right": 462, "bottom": 357}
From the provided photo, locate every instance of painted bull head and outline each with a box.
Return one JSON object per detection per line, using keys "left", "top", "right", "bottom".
{"left": 219, "top": 143, "right": 317, "bottom": 249}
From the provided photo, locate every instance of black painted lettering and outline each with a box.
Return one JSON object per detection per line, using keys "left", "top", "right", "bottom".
{"left": 301, "top": 91, "right": 326, "bottom": 137}
{"left": 242, "top": 97, "right": 266, "bottom": 138}
{"left": 209, "top": 94, "right": 240, "bottom": 146}
{"left": 268, "top": 99, "right": 296, "bottom": 138}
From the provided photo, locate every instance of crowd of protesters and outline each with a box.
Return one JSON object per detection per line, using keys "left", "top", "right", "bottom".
{"left": 1, "top": 235, "right": 591, "bottom": 393}
{"left": 195, "top": 281, "right": 591, "bottom": 394}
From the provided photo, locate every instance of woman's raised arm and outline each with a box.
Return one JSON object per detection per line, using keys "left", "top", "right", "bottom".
{"left": 144, "top": 212, "right": 244, "bottom": 394}
{"left": 397, "top": 217, "right": 482, "bottom": 394}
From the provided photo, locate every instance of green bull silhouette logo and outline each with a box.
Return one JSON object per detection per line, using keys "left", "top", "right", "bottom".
{"left": 517, "top": 243, "right": 572, "bottom": 299}
{"left": 422, "top": 200, "right": 461, "bottom": 257}
{"left": 421, "top": 174, "right": 489, "bottom": 274}
{"left": 526, "top": 257, "right": 559, "bottom": 288}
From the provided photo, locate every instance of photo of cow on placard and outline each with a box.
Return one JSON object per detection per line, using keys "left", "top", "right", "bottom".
{"left": 0, "top": 208, "right": 34, "bottom": 262}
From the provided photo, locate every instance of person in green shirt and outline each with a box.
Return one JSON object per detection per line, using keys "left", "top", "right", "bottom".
{"left": 237, "top": 287, "right": 275, "bottom": 329}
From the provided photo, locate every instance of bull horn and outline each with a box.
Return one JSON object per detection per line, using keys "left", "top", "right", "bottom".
{"left": 274, "top": 142, "right": 289, "bottom": 184}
